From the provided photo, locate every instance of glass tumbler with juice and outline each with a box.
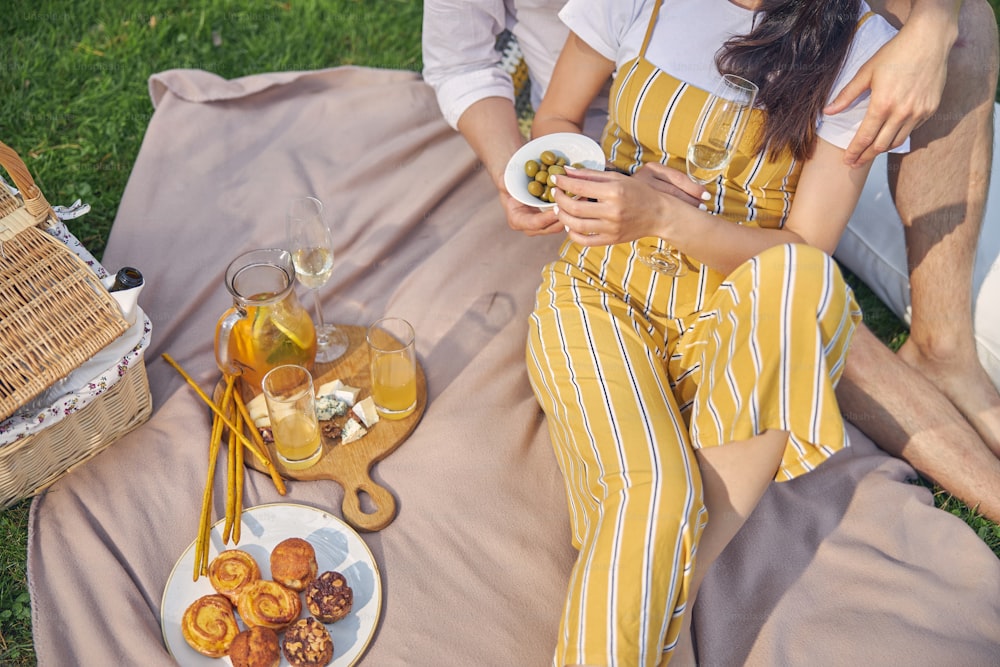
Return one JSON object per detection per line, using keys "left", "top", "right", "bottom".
{"left": 366, "top": 317, "right": 417, "bottom": 420}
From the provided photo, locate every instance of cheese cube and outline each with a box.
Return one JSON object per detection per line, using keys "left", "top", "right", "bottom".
{"left": 352, "top": 396, "right": 380, "bottom": 428}
{"left": 315, "top": 379, "right": 344, "bottom": 398}
{"left": 340, "top": 417, "right": 367, "bottom": 443}
{"left": 333, "top": 383, "right": 361, "bottom": 407}
{"left": 315, "top": 395, "right": 348, "bottom": 421}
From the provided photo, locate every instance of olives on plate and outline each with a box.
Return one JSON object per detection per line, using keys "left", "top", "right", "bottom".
{"left": 523, "top": 152, "right": 584, "bottom": 204}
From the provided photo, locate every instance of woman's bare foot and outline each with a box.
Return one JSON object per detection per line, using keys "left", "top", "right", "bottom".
{"left": 897, "top": 336, "right": 1000, "bottom": 458}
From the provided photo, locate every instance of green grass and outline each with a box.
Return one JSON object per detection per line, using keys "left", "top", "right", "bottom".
{"left": 0, "top": 2, "right": 998, "bottom": 665}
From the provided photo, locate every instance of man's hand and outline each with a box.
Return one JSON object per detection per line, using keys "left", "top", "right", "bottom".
{"left": 824, "top": 18, "right": 953, "bottom": 167}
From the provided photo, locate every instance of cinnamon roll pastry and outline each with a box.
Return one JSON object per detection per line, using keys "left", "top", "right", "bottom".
{"left": 237, "top": 579, "right": 302, "bottom": 630}
{"left": 181, "top": 594, "right": 240, "bottom": 658}
{"left": 208, "top": 549, "right": 261, "bottom": 604}
{"left": 269, "top": 537, "right": 318, "bottom": 592}
{"left": 282, "top": 617, "right": 334, "bottom": 667}
{"left": 304, "top": 570, "right": 353, "bottom": 623}
{"left": 228, "top": 625, "right": 281, "bottom": 667}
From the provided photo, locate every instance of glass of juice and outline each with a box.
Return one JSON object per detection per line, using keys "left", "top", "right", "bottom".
{"left": 261, "top": 364, "right": 323, "bottom": 470}
{"left": 366, "top": 317, "right": 417, "bottom": 420}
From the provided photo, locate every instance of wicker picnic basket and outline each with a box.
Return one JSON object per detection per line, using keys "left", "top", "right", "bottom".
{"left": 0, "top": 139, "right": 152, "bottom": 508}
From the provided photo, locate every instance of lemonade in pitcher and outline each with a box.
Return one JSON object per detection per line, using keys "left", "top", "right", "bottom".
{"left": 216, "top": 249, "right": 317, "bottom": 390}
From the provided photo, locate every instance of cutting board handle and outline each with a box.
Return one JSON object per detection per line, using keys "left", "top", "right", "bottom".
{"left": 341, "top": 474, "right": 397, "bottom": 532}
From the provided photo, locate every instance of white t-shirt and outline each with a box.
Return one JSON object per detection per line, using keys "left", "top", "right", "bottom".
{"left": 559, "top": 0, "right": 909, "bottom": 153}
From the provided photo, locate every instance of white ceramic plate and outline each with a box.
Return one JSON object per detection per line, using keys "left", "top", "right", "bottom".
{"left": 503, "top": 132, "right": 606, "bottom": 209}
{"left": 161, "top": 503, "right": 382, "bottom": 666}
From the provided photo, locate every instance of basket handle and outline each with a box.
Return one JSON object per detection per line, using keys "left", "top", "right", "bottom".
{"left": 0, "top": 139, "right": 57, "bottom": 229}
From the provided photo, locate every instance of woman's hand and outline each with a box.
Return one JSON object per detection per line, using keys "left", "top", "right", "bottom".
{"left": 550, "top": 165, "right": 705, "bottom": 246}
{"left": 499, "top": 191, "right": 563, "bottom": 236}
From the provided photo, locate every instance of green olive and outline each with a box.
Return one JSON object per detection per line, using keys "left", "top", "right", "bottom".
{"left": 527, "top": 180, "right": 545, "bottom": 198}
{"left": 534, "top": 169, "right": 549, "bottom": 184}
{"left": 548, "top": 165, "right": 566, "bottom": 177}
{"left": 540, "top": 150, "right": 557, "bottom": 166}
{"left": 571, "top": 162, "right": 585, "bottom": 169}
{"left": 525, "top": 160, "right": 540, "bottom": 177}
{"left": 556, "top": 156, "right": 567, "bottom": 166}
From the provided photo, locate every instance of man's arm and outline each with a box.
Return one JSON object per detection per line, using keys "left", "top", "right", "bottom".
{"left": 824, "top": 0, "right": 962, "bottom": 166}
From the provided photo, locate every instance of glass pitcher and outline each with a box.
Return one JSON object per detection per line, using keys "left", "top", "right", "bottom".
{"left": 215, "top": 248, "right": 317, "bottom": 390}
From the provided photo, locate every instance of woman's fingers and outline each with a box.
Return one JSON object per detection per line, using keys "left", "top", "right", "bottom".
{"left": 634, "top": 162, "right": 706, "bottom": 206}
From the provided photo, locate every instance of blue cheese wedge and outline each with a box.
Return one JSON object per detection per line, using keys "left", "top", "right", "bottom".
{"left": 340, "top": 417, "right": 367, "bottom": 443}
{"left": 352, "top": 396, "right": 380, "bottom": 428}
{"left": 315, "top": 395, "right": 348, "bottom": 421}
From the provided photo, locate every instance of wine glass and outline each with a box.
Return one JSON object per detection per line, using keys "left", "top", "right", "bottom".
{"left": 639, "top": 74, "right": 759, "bottom": 277}
{"left": 286, "top": 196, "right": 348, "bottom": 363}
{"left": 686, "top": 73, "right": 759, "bottom": 185}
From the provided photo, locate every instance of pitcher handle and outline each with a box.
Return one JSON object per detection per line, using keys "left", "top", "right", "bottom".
{"left": 215, "top": 306, "right": 246, "bottom": 377}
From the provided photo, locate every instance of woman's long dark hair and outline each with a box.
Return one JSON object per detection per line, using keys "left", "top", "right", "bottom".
{"left": 716, "top": 0, "right": 863, "bottom": 161}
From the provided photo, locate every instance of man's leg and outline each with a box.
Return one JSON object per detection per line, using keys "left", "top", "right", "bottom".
{"left": 873, "top": 0, "right": 1000, "bottom": 454}
{"left": 838, "top": 326, "right": 1000, "bottom": 521}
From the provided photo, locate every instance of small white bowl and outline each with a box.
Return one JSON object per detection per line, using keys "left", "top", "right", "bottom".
{"left": 503, "top": 133, "right": 606, "bottom": 209}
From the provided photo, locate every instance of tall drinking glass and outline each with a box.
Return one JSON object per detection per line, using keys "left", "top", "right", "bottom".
{"left": 286, "top": 196, "right": 349, "bottom": 362}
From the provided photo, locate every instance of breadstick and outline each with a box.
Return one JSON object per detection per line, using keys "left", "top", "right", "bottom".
{"left": 231, "top": 388, "right": 287, "bottom": 495}
{"left": 222, "top": 407, "right": 238, "bottom": 544}
{"left": 233, "top": 414, "right": 245, "bottom": 544}
{"left": 194, "top": 375, "right": 233, "bottom": 580}
{"left": 161, "top": 354, "right": 286, "bottom": 495}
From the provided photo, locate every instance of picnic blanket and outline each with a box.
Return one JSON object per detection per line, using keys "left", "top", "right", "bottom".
{"left": 27, "top": 66, "right": 1000, "bottom": 665}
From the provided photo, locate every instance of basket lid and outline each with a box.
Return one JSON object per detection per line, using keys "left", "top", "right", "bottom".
{"left": 0, "top": 142, "right": 130, "bottom": 421}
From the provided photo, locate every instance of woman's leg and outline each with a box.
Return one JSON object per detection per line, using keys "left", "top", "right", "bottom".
{"left": 670, "top": 429, "right": 788, "bottom": 666}
{"left": 527, "top": 255, "right": 703, "bottom": 667}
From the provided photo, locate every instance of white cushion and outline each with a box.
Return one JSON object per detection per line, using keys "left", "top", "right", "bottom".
{"left": 834, "top": 103, "right": 1000, "bottom": 389}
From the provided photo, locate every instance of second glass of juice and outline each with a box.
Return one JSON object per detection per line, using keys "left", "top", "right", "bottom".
{"left": 261, "top": 364, "right": 323, "bottom": 470}
{"left": 366, "top": 317, "right": 417, "bottom": 420}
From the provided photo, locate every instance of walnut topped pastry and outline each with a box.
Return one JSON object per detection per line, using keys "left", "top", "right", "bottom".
{"left": 304, "top": 570, "right": 354, "bottom": 623}
{"left": 269, "top": 537, "right": 317, "bottom": 591}
{"left": 228, "top": 625, "right": 280, "bottom": 667}
{"left": 282, "top": 617, "right": 334, "bottom": 667}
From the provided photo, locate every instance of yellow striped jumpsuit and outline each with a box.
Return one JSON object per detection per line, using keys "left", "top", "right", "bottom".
{"left": 525, "top": 2, "right": 863, "bottom": 665}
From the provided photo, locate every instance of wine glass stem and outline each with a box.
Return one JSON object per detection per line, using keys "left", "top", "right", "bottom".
{"left": 312, "top": 289, "right": 326, "bottom": 329}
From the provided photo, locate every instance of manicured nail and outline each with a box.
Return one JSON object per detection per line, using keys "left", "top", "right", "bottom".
{"left": 699, "top": 203, "right": 708, "bottom": 211}
{"left": 553, "top": 204, "right": 560, "bottom": 215}
{"left": 563, "top": 224, "right": 570, "bottom": 233}
{"left": 550, "top": 175, "right": 559, "bottom": 186}
{"left": 700, "top": 191, "right": 711, "bottom": 201}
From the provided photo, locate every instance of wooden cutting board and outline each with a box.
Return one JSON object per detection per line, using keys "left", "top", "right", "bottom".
{"left": 230, "top": 324, "right": 426, "bottom": 533}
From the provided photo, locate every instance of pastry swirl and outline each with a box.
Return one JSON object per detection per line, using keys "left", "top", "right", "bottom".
{"left": 269, "top": 537, "right": 318, "bottom": 592}
{"left": 305, "top": 570, "right": 353, "bottom": 623}
{"left": 181, "top": 594, "right": 240, "bottom": 658}
{"left": 208, "top": 549, "right": 261, "bottom": 604}
{"left": 237, "top": 579, "right": 302, "bottom": 630}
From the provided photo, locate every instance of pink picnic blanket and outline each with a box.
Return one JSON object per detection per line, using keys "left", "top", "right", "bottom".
{"left": 27, "top": 66, "right": 1000, "bottom": 665}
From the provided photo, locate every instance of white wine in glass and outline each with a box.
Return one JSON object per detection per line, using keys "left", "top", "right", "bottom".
{"left": 686, "top": 73, "right": 759, "bottom": 185}
{"left": 640, "top": 73, "right": 759, "bottom": 277}
{"left": 287, "top": 196, "right": 349, "bottom": 363}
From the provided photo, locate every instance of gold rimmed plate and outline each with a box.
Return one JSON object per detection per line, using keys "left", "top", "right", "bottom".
{"left": 161, "top": 503, "right": 382, "bottom": 666}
